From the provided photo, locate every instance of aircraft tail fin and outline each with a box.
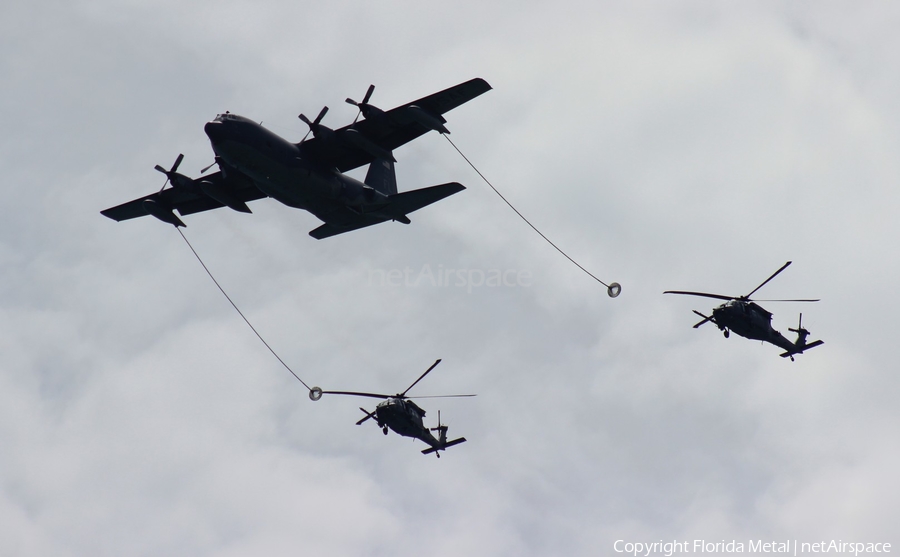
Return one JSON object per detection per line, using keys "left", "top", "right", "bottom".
{"left": 364, "top": 158, "right": 398, "bottom": 196}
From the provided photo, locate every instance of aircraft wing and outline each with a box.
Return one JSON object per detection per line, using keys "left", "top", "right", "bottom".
{"left": 299, "top": 78, "right": 491, "bottom": 173}
{"left": 101, "top": 170, "right": 266, "bottom": 224}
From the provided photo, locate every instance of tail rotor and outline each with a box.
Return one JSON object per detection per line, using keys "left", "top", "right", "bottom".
{"left": 430, "top": 410, "right": 448, "bottom": 444}
{"left": 788, "top": 313, "right": 810, "bottom": 347}
{"left": 780, "top": 313, "right": 824, "bottom": 360}
{"left": 428, "top": 410, "right": 449, "bottom": 458}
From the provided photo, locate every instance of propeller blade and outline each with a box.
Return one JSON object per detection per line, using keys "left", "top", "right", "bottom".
{"left": 362, "top": 84, "right": 375, "bottom": 105}
{"left": 299, "top": 113, "right": 312, "bottom": 126}
{"left": 789, "top": 313, "right": 808, "bottom": 333}
{"left": 321, "top": 390, "right": 390, "bottom": 400}
{"left": 400, "top": 359, "right": 442, "bottom": 398}
{"left": 430, "top": 409, "right": 445, "bottom": 432}
{"left": 664, "top": 290, "right": 735, "bottom": 301}
{"left": 746, "top": 261, "right": 792, "bottom": 299}
{"left": 200, "top": 159, "right": 218, "bottom": 174}
{"left": 346, "top": 85, "right": 375, "bottom": 108}
{"left": 171, "top": 153, "right": 184, "bottom": 173}
{"left": 314, "top": 106, "right": 328, "bottom": 125}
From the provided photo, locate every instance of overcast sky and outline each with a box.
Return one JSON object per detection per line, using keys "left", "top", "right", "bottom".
{"left": 2, "top": 1, "right": 899, "bottom": 555}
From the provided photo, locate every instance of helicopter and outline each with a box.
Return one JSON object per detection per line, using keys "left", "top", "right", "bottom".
{"left": 309, "top": 359, "right": 474, "bottom": 457}
{"left": 664, "top": 261, "right": 823, "bottom": 360}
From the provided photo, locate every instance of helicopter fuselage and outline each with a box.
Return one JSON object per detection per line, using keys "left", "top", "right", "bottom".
{"left": 374, "top": 398, "right": 441, "bottom": 448}
{"left": 711, "top": 300, "right": 795, "bottom": 351}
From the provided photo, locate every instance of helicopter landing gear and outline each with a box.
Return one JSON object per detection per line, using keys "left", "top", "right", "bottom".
{"left": 383, "top": 426, "right": 388, "bottom": 435}
{"left": 723, "top": 329, "right": 730, "bottom": 338}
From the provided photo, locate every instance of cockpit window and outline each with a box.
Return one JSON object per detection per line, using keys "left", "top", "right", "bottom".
{"left": 214, "top": 112, "right": 234, "bottom": 122}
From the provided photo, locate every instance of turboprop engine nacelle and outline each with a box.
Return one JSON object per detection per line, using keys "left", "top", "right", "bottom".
{"left": 142, "top": 199, "right": 185, "bottom": 227}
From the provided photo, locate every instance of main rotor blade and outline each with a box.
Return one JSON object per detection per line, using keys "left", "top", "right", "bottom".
{"left": 406, "top": 394, "right": 477, "bottom": 399}
{"left": 751, "top": 298, "right": 820, "bottom": 303}
{"left": 400, "top": 358, "right": 442, "bottom": 397}
{"left": 746, "top": 261, "right": 791, "bottom": 299}
{"left": 321, "top": 390, "right": 389, "bottom": 399}
{"left": 692, "top": 310, "right": 714, "bottom": 328}
{"left": 356, "top": 408, "right": 376, "bottom": 425}
{"left": 664, "top": 290, "right": 734, "bottom": 301}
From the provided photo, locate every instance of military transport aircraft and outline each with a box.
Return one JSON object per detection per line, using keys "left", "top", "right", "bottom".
{"left": 101, "top": 78, "right": 491, "bottom": 239}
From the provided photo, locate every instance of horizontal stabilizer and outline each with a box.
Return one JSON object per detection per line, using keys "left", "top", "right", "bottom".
{"left": 421, "top": 437, "right": 466, "bottom": 454}
{"left": 309, "top": 220, "right": 384, "bottom": 240}
{"left": 388, "top": 182, "right": 464, "bottom": 217}
{"left": 780, "top": 339, "right": 824, "bottom": 358}
{"left": 308, "top": 182, "right": 465, "bottom": 239}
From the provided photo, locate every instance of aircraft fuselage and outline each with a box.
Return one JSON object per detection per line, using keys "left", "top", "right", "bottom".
{"left": 712, "top": 300, "right": 794, "bottom": 351}
{"left": 374, "top": 398, "right": 441, "bottom": 448}
{"left": 204, "top": 113, "right": 387, "bottom": 225}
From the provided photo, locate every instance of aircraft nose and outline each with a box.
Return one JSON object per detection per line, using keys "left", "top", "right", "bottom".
{"left": 204, "top": 120, "right": 224, "bottom": 141}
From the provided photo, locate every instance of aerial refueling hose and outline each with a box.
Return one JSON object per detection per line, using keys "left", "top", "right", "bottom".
{"left": 444, "top": 135, "right": 620, "bottom": 298}
{"left": 177, "top": 228, "right": 316, "bottom": 394}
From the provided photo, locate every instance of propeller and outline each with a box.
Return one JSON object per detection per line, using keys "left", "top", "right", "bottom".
{"left": 299, "top": 106, "right": 329, "bottom": 140}
{"left": 788, "top": 314, "right": 812, "bottom": 348}
{"left": 154, "top": 153, "right": 184, "bottom": 192}
{"left": 346, "top": 84, "right": 376, "bottom": 123}
{"left": 430, "top": 410, "right": 447, "bottom": 434}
